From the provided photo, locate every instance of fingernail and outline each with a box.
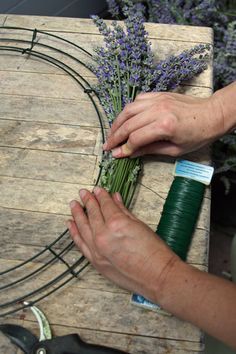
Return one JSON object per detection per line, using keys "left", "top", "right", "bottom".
{"left": 123, "top": 144, "right": 133, "bottom": 155}
{"left": 103, "top": 142, "right": 108, "bottom": 150}
{"left": 112, "top": 147, "right": 121, "bottom": 157}
{"left": 69, "top": 200, "right": 77, "bottom": 208}
{"left": 93, "top": 186, "right": 101, "bottom": 195}
{"left": 116, "top": 192, "right": 123, "bottom": 202}
{"left": 79, "top": 189, "right": 87, "bottom": 199}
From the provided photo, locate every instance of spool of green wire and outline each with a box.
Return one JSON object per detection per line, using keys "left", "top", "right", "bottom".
{"left": 156, "top": 176, "right": 205, "bottom": 261}
{"left": 131, "top": 161, "right": 213, "bottom": 311}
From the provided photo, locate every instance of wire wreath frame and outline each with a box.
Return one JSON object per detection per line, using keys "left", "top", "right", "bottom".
{"left": 0, "top": 26, "right": 106, "bottom": 318}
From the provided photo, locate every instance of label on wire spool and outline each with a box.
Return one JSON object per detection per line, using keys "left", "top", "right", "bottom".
{"left": 174, "top": 159, "right": 214, "bottom": 185}
{"left": 130, "top": 294, "right": 171, "bottom": 315}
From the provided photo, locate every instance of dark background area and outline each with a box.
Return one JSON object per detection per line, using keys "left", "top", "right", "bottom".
{"left": 0, "top": 0, "right": 108, "bottom": 17}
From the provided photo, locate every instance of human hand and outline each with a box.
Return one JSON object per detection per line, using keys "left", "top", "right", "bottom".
{"left": 67, "top": 187, "right": 179, "bottom": 303}
{"left": 103, "top": 92, "right": 224, "bottom": 157}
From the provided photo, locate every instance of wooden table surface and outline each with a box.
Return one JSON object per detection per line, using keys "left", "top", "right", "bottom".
{"left": 0, "top": 15, "right": 213, "bottom": 353}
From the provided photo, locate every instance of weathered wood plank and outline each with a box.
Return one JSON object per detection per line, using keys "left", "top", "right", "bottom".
{"left": 3, "top": 15, "right": 213, "bottom": 44}
{"left": 0, "top": 70, "right": 90, "bottom": 99}
{"left": 175, "top": 86, "right": 212, "bottom": 97}
{"left": 0, "top": 208, "right": 68, "bottom": 246}
{"left": 0, "top": 89, "right": 211, "bottom": 125}
{"left": 0, "top": 206, "right": 208, "bottom": 265}
{"left": 0, "top": 176, "right": 93, "bottom": 215}
{"left": 0, "top": 318, "right": 204, "bottom": 353}
{"left": 2, "top": 51, "right": 215, "bottom": 93}
{"left": 0, "top": 147, "right": 97, "bottom": 184}
{"left": 31, "top": 322, "right": 204, "bottom": 353}
{"left": 0, "top": 86, "right": 212, "bottom": 130}
{"left": 0, "top": 176, "right": 210, "bottom": 231}
{"left": 0, "top": 257, "right": 125, "bottom": 297}
{"left": 0, "top": 238, "right": 208, "bottom": 267}
{"left": 0, "top": 37, "right": 212, "bottom": 88}
{"left": 0, "top": 93, "right": 106, "bottom": 128}
{"left": 0, "top": 264, "right": 202, "bottom": 342}
{"left": 0, "top": 15, "right": 7, "bottom": 26}
{"left": 21, "top": 287, "right": 203, "bottom": 341}
{"left": 0, "top": 219, "right": 208, "bottom": 267}
{"left": 0, "top": 119, "right": 99, "bottom": 154}
{"left": 0, "top": 14, "right": 213, "bottom": 353}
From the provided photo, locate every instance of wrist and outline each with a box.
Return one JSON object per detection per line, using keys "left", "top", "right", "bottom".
{"left": 151, "top": 253, "right": 183, "bottom": 305}
{"left": 153, "top": 257, "right": 193, "bottom": 311}
{"left": 212, "top": 82, "right": 236, "bottom": 135}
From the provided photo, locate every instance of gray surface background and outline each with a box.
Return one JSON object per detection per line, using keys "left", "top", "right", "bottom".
{"left": 0, "top": 0, "right": 107, "bottom": 17}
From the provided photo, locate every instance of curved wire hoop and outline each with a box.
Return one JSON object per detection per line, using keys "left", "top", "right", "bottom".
{"left": 0, "top": 26, "right": 105, "bottom": 317}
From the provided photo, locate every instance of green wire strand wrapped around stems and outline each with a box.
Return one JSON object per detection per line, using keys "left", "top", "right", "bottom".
{"left": 156, "top": 177, "right": 205, "bottom": 261}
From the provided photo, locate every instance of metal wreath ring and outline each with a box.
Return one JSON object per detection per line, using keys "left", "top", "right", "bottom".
{"left": 0, "top": 25, "right": 105, "bottom": 317}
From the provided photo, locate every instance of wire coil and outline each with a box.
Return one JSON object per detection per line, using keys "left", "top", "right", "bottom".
{"left": 156, "top": 177, "right": 205, "bottom": 260}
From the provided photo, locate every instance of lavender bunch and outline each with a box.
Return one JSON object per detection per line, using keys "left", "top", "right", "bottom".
{"left": 214, "top": 21, "right": 236, "bottom": 88}
{"left": 146, "top": 0, "right": 227, "bottom": 27}
{"left": 90, "top": 2, "right": 210, "bottom": 207}
{"left": 106, "top": 0, "right": 235, "bottom": 90}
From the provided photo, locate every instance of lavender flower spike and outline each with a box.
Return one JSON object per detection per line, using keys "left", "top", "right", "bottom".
{"left": 90, "top": 4, "right": 210, "bottom": 206}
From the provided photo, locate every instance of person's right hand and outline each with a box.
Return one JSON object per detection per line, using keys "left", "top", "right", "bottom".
{"left": 103, "top": 92, "right": 225, "bottom": 158}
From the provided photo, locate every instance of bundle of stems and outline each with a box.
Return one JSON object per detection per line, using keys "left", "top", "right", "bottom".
{"left": 90, "top": 0, "right": 210, "bottom": 207}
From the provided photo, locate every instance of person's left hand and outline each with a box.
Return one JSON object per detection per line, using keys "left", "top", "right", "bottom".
{"left": 67, "top": 187, "right": 179, "bottom": 303}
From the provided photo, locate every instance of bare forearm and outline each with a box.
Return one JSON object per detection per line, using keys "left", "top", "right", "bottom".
{"left": 213, "top": 81, "right": 236, "bottom": 134}
{"left": 156, "top": 260, "right": 236, "bottom": 349}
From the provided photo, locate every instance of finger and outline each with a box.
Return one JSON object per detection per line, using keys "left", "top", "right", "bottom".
{"left": 105, "top": 109, "right": 157, "bottom": 151}
{"left": 112, "top": 193, "right": 137, "bottom": 220}
{"left": 93, "top": 187, "right": 122, "bottom": 222}
{"left": 132, "top": 141, "right": 182, "bottom": 157}
{"left": 67, "top": 220, "right": 93, "bottom": 261}
{"left": 104, "top": 100, "right": 153, "bottom": 148}
{"left": 79, "top": 189, "right": 104, "bottom": 234}
{"left": 70, "top": 200, "right": 92, "bottom": 241}
{"left": 112, "top": 120, "right": 172, "bottom": 158}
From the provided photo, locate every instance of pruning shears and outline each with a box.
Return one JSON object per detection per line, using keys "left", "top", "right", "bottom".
{"left": 0, "top": 302, "right": 129, "bottom": 354}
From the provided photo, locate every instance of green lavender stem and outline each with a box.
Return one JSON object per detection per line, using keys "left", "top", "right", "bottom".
{"left": 100, "top": 155, "right": 141, "bottom": 208}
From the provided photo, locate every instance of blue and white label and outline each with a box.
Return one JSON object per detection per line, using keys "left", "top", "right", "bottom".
{"left": 174, "top": 160, "right": 214, "bottom": 185}
{"left": 131, "top": 294, "right": 161, "bottom": 311}
{"left": 131, "top": 294, "right": 170, "bottom": 315}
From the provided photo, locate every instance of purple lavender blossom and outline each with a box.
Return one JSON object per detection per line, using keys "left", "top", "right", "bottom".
{"left": 91, "top": 1, "right": 210, "bottom": 125}
{"left": 152, "top": 47, "right": 210, "bottom": 92}
{"left": 91, "top": 1, "right": 211, "bottom": 206}
{"left": 107, "top": 0, "right": 120, "bottom": 17}
{"left": 214, "top": 20, "right": 236, "bottom": 87}
{"left": 105, "top": 0, "right": 233, "bottom": 90}
{"left": 91, "top": 2, "right": 155, "bottom": 122}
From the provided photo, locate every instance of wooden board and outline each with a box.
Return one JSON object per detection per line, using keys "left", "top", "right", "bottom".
{"left": 0, "top": 14, "right": 213, "bottom": 353}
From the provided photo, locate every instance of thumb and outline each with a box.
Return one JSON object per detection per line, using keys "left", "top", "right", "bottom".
{"left": 112, "top": 141, "right": 135, "bottom": 158}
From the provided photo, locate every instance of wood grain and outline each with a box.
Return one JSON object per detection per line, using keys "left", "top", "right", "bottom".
{"left": 0, "top": 15, "right": 213, "bottom": 353}
{"left": 1, "top": 15, "right": 213, "bottom": 43}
